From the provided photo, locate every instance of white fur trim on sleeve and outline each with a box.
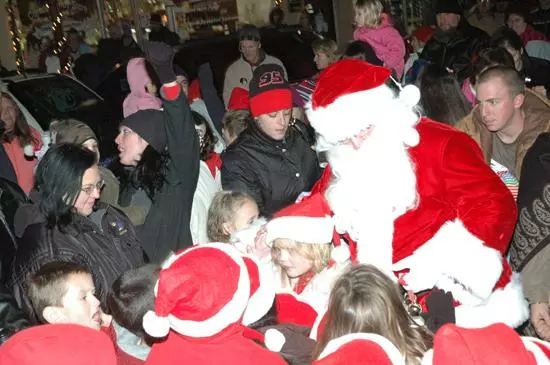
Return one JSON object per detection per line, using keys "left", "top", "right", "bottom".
{"left": 454, "top": 273, "right": 529, "bottom": 329}
{"left": 400, "top": 219, "right": 504, "bottom": 300}
{"left": 317, "top": 333, "right": 406, "bottom": 364}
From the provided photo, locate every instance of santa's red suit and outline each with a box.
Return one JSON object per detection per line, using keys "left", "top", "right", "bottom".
{"left": 306, "top": 59, "right": 529, "bottom": 329}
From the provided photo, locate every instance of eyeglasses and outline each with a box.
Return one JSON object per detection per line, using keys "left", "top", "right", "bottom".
{"left": 81, "top": 180, "right": 105, "bottom": 195}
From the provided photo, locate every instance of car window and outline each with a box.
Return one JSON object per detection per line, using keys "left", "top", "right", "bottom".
{"left": 7, "top": 75, "right": 100, "bottom": 130}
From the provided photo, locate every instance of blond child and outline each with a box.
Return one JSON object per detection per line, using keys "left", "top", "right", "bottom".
{"left": 207, "top": 190, "right": 260, "bottom": 242}
{"left": 264, "top": 193, "right": 350, "bottom": 328}
{"left": 353, "top": 0, "right": 406, "bottom": 78}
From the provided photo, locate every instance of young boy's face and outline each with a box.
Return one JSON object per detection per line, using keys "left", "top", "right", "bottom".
{"left": 45, "top": 273, "right": 102, "bottom": 330}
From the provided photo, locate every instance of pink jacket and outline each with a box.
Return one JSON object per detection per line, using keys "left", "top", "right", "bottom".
{"left": 353, "top": 23, "right": 405, "bottom": 78}
{"left": 122, "top": 57, "right": 163, "bottom": 118}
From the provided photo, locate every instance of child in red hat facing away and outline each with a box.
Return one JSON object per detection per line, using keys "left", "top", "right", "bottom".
{"left": 142, "top": 243, "right": 287, "bottom": 365}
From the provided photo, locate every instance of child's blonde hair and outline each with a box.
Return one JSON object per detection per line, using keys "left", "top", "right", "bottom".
{"left": 207, "top": 190, "right": 256, "bottom": 242}
{"left": 271, "top": 238, "right": 331, "bottom": 274}
{"left": 315, "top": 264, "right": 433, "bottom": 365}
{"left": 355, "top": 0, "right": 384, "bottom": 27}
{"left": 312, "top": 38, "right": 341, "bottom": 64}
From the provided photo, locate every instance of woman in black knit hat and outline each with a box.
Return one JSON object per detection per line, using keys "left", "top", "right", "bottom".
{"left": 115, "top": 42, "right": 200, "bottom": 263}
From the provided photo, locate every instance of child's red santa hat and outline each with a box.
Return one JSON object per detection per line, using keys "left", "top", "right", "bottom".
{"left": 306, "top": 59, "right": 420, "bottom": 149}
{"left": 423, "top": 323, "right": 550, "bottom": 365}
{"left": 241, "top": 254, "right": 276, "bottom": 326}
{"left": 313, "top": 333, "right": 406, "bottom": 365}
{"left": 142, "top": 243, "right": 250, "bottom": 338}
{"left": 265, "top": 192, "right": 350, "bottom": 264}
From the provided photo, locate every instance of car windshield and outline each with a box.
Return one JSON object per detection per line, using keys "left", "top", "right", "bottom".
{"left": 7, "top": 75, "right": 100, "bottom": 130}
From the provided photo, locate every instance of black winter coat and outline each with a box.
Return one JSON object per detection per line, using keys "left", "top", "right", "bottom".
{"left": 9, "top": 200, "right": 145, "bottom": 323}
{"left": 421, "top": 21, "right": 489, "bottom": 82}
{"left": 119, "top": 88, "right": 199, "bottom": 263}
{"left": 221, "top": 120, "right": 321, "bottom": 217}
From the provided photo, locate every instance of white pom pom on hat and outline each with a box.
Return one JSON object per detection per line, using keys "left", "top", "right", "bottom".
{"left": 24, "top": 144, "right": 35, "bottom": 157}
{"left": 142, "top": 310, "right": 170, "bottom": 338}
{"left": 399, "top": 84, "right": 421, "bottom": 108}
{"left": 264, "top": 328, "right": 286, "bottom": 352}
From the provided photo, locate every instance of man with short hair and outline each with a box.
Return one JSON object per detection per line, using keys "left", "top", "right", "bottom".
{"left": 420, "top": 0, "right": 488, "bottom": 81}
{"left": 222, "top": 25, "right": 287, "bottom": 107}
{"left": 457, "top": 65, "right": 550, "bottom": 180}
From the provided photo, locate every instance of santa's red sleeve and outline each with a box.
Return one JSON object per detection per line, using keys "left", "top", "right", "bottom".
{"left": 410, "top": 131, "right": 518, "bottom": 302}
{"left": 441, "top": 132, "right": 517, "bottom": 255}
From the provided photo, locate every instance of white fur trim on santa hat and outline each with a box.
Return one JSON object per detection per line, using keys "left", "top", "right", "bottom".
{"left": 306, "top": 85, "right": 419, "bottom": 151}
{"left": 393, "top": 219, "right": 503, "bottom": 300}
{"left": 265, "top": 215, "right": 334, "bottom": 246}
{"left": 265, "top": 328, "right": 286, "bottom": 352}
{"left": 317, "top": 333, "right": 406, "bottom": 364}
{"left": 242, "top": 255, "right": 276, "bottom": 326}
{"left": 453, "top": 272, "right": 529, "bottom": 329}
{"left": 310, "top": 307, "right": 327, "bottom": 341}
{"left": 147, "top": 243, "right": 251, "bottom": 338}
{"left": 522, "top": 338, "right": 550, "bottom": 364}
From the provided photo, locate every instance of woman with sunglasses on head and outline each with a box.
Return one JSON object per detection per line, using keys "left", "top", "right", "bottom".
{"left": 8, "top": 143, "right": 145, "bottom": 324}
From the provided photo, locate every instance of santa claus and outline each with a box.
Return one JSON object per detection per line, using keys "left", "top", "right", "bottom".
{"left": 305, "top": 59, "right": 529, "bottom": 328}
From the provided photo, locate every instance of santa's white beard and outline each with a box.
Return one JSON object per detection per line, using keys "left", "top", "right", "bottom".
{"left": 325, "top": 125, "right": 418, "bottom": 274}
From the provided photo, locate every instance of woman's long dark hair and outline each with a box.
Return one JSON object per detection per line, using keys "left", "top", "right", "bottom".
{"left": 121, "top": 145, "right": 169, "bottom": 200}
{"left": 418, "top": 64, "right": 472, "bottom": 126}
{"left": 192, "top": 111, "right": 217, "bottom": 161}
{"left": 1, "top": 92, "right": 39, "bottom": 147}
{"left": 34, "top": 143, "right": 97, "bottom": 228}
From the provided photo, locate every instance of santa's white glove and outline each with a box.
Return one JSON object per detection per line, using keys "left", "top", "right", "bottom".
{"left": 393, "top": 253, "right": 442, "bottom": 293}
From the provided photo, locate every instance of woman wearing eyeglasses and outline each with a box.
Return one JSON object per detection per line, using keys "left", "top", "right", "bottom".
{"left": 8, "top": 144, "right": 145, "bottom": 324}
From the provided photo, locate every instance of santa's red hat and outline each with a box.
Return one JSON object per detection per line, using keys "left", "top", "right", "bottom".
{"left": 228, "top": 87, "right": 250, "bottom": 110}
{"left": 313, "top": 333, "right": 406, "bottom": 365}
{"left": 142, "top": 243, "right": 250, "bottom": 338}
{"left": 241, "top": 254, "right": 276, "bottom": 326}
{"left": 0, "top": 324, "right": 116, "bottom": 365}
{"left": 306, "top": 59, "right": 420, "bottom": 149}
{"left": 425, "top": 323, "right": 550, "bottom": 365}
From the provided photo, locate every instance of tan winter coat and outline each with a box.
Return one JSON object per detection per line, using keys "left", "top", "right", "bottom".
{"left": 456, "top": 89, "right": 550, "bottom": 179}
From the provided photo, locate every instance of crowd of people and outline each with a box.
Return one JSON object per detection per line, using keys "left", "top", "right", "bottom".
{"left": 1, "top": 0, "right": 550, "bottom": 363}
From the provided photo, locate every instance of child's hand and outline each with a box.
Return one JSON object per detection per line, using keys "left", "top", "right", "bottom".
{"left": 249, "top": 225, "right": 271, "bottom": 260}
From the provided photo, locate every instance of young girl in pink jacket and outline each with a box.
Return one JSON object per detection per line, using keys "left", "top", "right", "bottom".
{"left": 353, "top": 0, "right": 406, "bottom": 78}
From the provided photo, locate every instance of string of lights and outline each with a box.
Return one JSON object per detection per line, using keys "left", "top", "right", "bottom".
{"left": 6, "top": 0, "right": 25, "bottom": 74}
{"left": 47, "top": 0, "right": 71, "bottom": 73}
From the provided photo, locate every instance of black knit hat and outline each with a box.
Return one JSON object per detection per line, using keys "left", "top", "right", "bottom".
{"left": 238, "top": 24, "right": 261, "bottom": 41}
{"left": 248, "top": 64, "right": 292, "bottom": 117}
{"left": 435, "top": 0, "right": 463, "bottom": 15}
{"left": 121, "top": 109, "right": 167, "bottom": 152}
{"left": 173, "top": 65, "right": 188, "bottom": 79}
